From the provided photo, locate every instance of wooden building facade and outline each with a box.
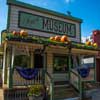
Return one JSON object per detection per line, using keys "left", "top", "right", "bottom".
{"left": 0, "top": 0, "right": 100, "bottom": 100}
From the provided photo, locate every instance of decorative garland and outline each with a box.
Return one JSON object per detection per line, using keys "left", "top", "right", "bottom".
{"left": 16, "top": 67, "right": 39, "bottom": 80}
{"left": 77, "top": 67, "right": 90, "bottom": 78}
{"left": 5, "top": 34, "right": 98, "bottom": 50}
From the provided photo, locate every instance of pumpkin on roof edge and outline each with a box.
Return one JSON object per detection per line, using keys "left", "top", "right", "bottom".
{"left": 50, "top": 35, "right": 70, "bottom": 43}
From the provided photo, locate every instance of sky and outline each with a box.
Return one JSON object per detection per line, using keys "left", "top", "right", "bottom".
{"left": 0, "top": 0, "right": 100, "bottom": 42}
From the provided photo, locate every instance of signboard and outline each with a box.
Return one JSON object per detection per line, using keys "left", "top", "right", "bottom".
{"left": 18, "top": 11, "right": 76, "bottom": 37}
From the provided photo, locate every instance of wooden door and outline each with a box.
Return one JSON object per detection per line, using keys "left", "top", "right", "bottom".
{"left": 34, "top": 54, "right": 43, "bottom": 68}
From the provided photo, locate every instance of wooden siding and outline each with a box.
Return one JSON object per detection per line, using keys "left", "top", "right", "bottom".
{"left": 8, "top": 5, "right": 81, "bottom": 42}
{"left": 46, "top": 47, "right": 69, "bottom": 82}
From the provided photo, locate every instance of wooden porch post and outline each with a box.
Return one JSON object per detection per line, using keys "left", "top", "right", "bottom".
{"left": 94, "top": 55, "right": 96, "bottom": 81}
{"left": 78, "top": 54, "right": 83, "bottom": 100}
{"left": 68, "top": 53, "right": 71, "bottom": 80}
{"left": 2, "top": 43, "right": 7, "bottom": 87}
{"left": 8, "top": 47, "right": 15, "bottom": 88}
{"left": 7, "top": 48, "right": 11, "bottom": 87}
{"left": 68, "top": 46, "right": 71, "bottom": 81}
{"left": 42, "top": 45, "right": 47, "bottom": 84}
{"left": 30, "top": 52, "right": 33, "bottom": 68}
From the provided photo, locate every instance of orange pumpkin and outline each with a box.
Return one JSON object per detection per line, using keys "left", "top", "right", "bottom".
{"left": 93, "top": 43, "right": 98, "bottom": 48}
{"left": 50, "top": 37, "right": 55, "bottom": 41}
{"left": 12, "top": 31, "right": 20, "bottom": 36}
{"left": 54, "top": 36, "right": 61, "bottom": 41}
{"left": 20, "top": 29, "right": 28, "bottom": 37}
{"left": 60, "top": 35, "right": 68, "bottom": 42}
{"left": 85, "top": 41, "right": 91, "bottom": 46}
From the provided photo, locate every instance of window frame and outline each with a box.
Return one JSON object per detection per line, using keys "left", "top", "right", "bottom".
{"left": 53, "top": 53, "right": 69, "bottom": 73}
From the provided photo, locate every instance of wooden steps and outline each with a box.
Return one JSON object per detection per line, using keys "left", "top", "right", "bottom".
{"left": 54, "top": 86, "right": 79, "bottom": 100}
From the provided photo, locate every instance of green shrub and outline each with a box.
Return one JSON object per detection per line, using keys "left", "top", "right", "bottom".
{"left": 28, "top": 84, "right": 44, "bottom": 96}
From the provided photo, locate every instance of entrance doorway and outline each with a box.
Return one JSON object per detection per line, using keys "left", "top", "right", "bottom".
{"left": 34, "top": 54, "right": 43, "bottom": 68}
{"left": 96, "top": 59, "right": 100, "bottom": 82}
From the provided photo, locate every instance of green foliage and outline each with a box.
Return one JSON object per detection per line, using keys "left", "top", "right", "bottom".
{"left": 14, "top": 55, "right": 30, "bottom": 68}
{"left": 28, "top": 85, "right": 44, "bottom": 96}
{"left": 53, "top": 56, "right": 68, "bottom": 72}
{"left": 5, "top": 33, "right": 99, "bottom": 50}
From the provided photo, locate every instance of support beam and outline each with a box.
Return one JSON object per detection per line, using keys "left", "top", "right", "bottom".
{"left": 67, "top": 47, "right": 72, "bottom": 80}
{"left": 30, "top": 52, "right": 33, "bottom": 68}
{"left": 42, "top": 45, "right": 47, "bottom": 84}
{"left": 68, "top": 54, "right": 71, "bottom": 80}
{"left": 7, "top": 48, "right": 11, "bottom": 86}
{"left": 8, "top": 47, "right": 15, "bottom": 88}
{"left": 2, "top": 43, "right": 7, "bottom": 87}
{"left": 94, "top": 56, "right": 96, "bottom": 81}
{"left": 43, "top": 52, "right": 47, "bottom": 84}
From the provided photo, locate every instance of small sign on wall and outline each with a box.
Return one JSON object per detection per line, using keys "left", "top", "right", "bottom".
{"left": 18, "top": 11, "right": 76, "bottom": 37}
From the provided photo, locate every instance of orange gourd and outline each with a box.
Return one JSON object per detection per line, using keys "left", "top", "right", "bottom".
{"left": 93, "top": 43, "right": 98, "bottom": 48}
{"left": 20, "top": 29, "right": 28, "bottom": 37}
{"left": 60, "top": 35, "right": 68, "bottom": 42}
{"left": 50, "top": 37, "right": 55, "bottom": 41}
{"left": 12, "top": 31, "right": 20, "bottom": 36}
{"left": 54, "top": 36, "right": 61, "bottom": 41}
{"left": 85, "top": 41, "right": 91, "bottom": 46}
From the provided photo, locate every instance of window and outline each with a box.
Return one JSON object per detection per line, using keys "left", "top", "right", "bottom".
{"left": 53, "top": 54, "right": 69, "bottom": 73}
{"left": 82, "top": 57, "right": 94, "bottom": 68}
{"left": 14, "top": 55, "right": 31, "bottom": 68}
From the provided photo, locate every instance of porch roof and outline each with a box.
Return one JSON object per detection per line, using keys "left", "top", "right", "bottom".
{"left": 2, "top": 36, "right": 100, "bottom": 55}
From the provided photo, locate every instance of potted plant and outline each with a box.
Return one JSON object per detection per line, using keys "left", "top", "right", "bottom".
{"left": 27, "top": 84, "right": 45, "bottom": 100}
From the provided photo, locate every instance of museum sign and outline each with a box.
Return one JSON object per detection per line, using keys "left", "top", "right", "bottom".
{"left": 18, "top": 11, "right": 76, "bottom": 37}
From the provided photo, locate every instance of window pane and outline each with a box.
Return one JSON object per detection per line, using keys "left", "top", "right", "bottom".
{"left": 82, "top": 57, "right": 94, "bottom": 68}
{"left": 53, "top": 55, "right": 68, "bottom": 72}
{"left": 14, "top": 55, "right": 30, "bottom": 68}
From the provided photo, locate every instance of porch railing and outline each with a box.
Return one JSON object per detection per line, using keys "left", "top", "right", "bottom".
{"left": 13, "top": 68, "right": 43, "bottom": 86}
{"left": 45, "top": 71, "right": 54, "bottom": 100}
{"left": 4, "top": 88, "right": 28, "bottom": 100}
